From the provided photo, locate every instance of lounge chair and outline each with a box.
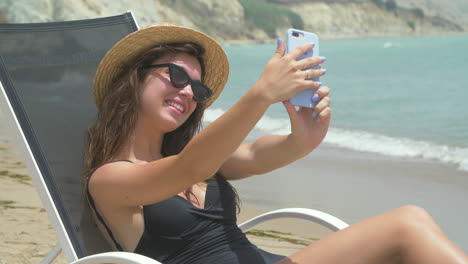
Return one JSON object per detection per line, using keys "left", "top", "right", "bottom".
{"left": 0, "top": 12, "right": 349, "bottom": 264}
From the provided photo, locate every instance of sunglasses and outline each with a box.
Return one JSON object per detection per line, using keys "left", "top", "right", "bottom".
{"left": 141, "top": 63, "right": 212, "bottom": 103}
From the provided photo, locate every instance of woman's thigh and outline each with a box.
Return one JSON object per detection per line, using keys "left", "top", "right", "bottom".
{"left": 276, "top": 205, "right": 429, "bottom": 264}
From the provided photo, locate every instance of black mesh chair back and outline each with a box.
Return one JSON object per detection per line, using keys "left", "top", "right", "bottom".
{"left": 0, "top": 13, "right": 138, "bottom": 260}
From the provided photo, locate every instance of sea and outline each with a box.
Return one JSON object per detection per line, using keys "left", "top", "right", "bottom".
{"left": 205, "top": 34, "right": 468, "bottom": 172}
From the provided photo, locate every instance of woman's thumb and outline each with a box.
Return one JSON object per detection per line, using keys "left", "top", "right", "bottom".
{"left": 282, "top": 100, "right": 298, "bottom": 122}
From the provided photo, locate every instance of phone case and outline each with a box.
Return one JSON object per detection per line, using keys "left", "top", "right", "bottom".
{"left": 286, "top": 29, "right": 320, "bottom": 108}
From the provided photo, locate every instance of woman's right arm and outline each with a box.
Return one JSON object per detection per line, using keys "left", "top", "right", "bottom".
{"left": 89, "top": 41, "right": 321, "bottom": 207}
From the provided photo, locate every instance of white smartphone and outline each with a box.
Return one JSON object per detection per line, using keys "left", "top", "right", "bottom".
{"left": 286, "top": 28, "right": 320, "bottom": 108}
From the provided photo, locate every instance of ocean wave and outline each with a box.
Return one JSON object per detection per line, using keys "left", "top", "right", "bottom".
{"left": 326, "top": 128, "right": 468, "bottom": 172}
{"left": 203, "top": 107, "right": 291, "bottom": 135}
{"left": 204, "top": 108, "right": 468, "bottom": 172}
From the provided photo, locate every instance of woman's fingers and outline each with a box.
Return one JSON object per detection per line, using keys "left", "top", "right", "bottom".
{"left": 312, "top": 100, "right": 331, "bottom": 123}
{"left": 284, "top": 42, "right": 314, "bottom": 61}
{"left": 310, "top": 86, "right": 331, "bottom": 120}
{"left": 255, "top": 40, "right": 328, "bottom": 104}
{"left": 302, "top": 67, "right": 327, "bottom": 80}
{"left": 294, "top": 56, "right": 326, "bottom": 72}
{"left": 313, "top": 96, "right": 331, "bottom": 114}
{"left": 317, "top": 106, "right": 332, "bottom": 123}
{"left": 274, "top": 39, "right": 286, "bottom": 58}
{"left": 297, "top": 77, "right": 324, "bottom": 90}
{"left": 282, "top": 100, "right": 299, "bottom": 122}
{"left": 284, "top": 42, "right": 325, "bottom": 72}
{"left": 314, "top": 85, "right": 331, "bottom": 99}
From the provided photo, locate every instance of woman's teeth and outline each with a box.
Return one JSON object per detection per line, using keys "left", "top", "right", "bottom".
{"left": 168, "top": 101, "right": 184, "bottom": 113}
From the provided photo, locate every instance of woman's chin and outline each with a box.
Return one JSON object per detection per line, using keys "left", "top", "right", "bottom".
{"left": 161, "top": 117, "right": 186, "bottom": 132}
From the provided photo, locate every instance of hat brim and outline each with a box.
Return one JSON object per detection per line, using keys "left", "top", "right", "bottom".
{"left": 93, "top": 23, "right": 229, "bottom": 108}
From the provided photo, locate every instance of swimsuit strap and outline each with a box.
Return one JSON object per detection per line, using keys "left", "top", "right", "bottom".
{"left": 86, "top": 159, "right": 134, "bottom": 251}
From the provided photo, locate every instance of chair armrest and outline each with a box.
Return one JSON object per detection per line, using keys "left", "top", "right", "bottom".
{"left": 70, "top": 251, "right": 162, "bottom": 264}
{"left": 238, "top": 208, "right": 349, "bottom": 233}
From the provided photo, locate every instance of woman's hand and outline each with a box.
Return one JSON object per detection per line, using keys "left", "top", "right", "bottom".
{"left": 219, "top": 86, "right": 332, "bottom": 180}
{"left": 283, "top": 85, "right": 331, "bottom": 154}
{"left": 251, "top": 40, "right": 326, "bottom": 105}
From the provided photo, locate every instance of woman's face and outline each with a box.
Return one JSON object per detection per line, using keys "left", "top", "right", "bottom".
{"left": 138, "top": 53, "right": 201, "bottom": 133}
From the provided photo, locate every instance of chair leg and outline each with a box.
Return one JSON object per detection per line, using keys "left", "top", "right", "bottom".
{"left": 40, "top": 243, "right": 62, "bottom": 264}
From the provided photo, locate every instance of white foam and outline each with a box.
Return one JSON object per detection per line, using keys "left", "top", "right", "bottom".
{"left": 203, "top": 107, "right": 225, "bottom": 122}
{"left": 325, "top": 128, "right": 468, "bottom": 172}
{"left": 204, "top": 108, "right": 291, "bottom": 135}
{"left": 254, "top": 115, "right": 290, "bottom": 135}
{"left": 203, "top": 108, "right": 468, "bottom": 172}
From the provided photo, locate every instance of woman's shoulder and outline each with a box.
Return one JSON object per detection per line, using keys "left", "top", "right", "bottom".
{"left": 88, "top": 160, "right": 136, "bottom": 193}
{"left": 89, "top": 160, "right": 135, "bottom": 180}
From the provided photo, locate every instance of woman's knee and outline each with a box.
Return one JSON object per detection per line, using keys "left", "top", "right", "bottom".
{"left": 391, "top": 205, "right": 437, "bottom": 236}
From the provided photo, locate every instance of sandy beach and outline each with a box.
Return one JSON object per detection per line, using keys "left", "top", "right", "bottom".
{"left": 0, "top": 142, "right": 67, "bottom": 264}
{"left": 1, "top": 136, "right": 467, "bottom": 263}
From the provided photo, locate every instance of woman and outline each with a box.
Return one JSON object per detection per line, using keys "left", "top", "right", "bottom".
{"left": 85, "top": 23, "right": 467, "bottom": 264}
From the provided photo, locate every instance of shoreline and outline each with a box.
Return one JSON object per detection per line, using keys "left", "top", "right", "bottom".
{"left": 220, "top": 31, "right": 468, "bottom": 45}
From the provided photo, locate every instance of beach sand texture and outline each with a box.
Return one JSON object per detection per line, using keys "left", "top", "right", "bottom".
{"left": 0, "top": 143, "right": 67, "bottom": 264}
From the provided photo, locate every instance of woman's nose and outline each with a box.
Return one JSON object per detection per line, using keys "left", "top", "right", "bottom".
{"left": 177, "top": 84, "right": 194, "bottom": 100}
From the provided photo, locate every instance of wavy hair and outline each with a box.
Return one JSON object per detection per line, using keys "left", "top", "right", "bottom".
{"left": 84, "top": 43, "right": 239, "bottom": 211}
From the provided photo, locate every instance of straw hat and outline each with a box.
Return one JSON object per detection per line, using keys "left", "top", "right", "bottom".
{"left": 93, "top": 22, "right": 229, "bottom": 108}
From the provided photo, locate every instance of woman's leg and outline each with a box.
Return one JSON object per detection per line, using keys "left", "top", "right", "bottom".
{"left": 277, "top": 205, "right": 467, "bottom": 264}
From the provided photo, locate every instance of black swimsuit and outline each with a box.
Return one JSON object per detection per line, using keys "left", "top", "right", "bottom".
{"left": 87, "top": 161, "right": 285, "bottom": 264}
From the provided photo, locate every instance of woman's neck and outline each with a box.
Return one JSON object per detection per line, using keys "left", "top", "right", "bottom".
{"left": 119, "top": 117, "right": 165, "bottom": 163}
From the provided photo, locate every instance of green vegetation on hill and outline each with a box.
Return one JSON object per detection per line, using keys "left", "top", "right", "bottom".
{"left": 371, "top": 0, "right": 397, "bottom": 12}
{"left": 411, "top": 7, "right": 425, "bottom": 18}
{"left": 239, "top": 0, "right": 304, "bottom": 37}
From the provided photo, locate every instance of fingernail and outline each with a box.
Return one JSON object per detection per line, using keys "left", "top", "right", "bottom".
{"left": 312, "top": 112, "right": 317, "bottom": 117}
{"left": 320, "top": 56, "right": 326, "bottom": 62}
{"left": 310, "top": 42, "right": 315, "bottom": 46}
{"left": 312, "top": 94, "right": 319, "bottom": 102}
{"left": 317, "top": 81, "right": 323, "bottom": 87}
{"left": 321, "top": 69, "right": 327, "bottom": 74}
{"left": 316, "top": 118, "right": 321, "bottom": 123}
{"left": 277, "top": 38, "right": 281, "bottom": 47}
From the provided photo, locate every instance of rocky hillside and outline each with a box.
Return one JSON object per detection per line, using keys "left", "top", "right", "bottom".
{"left": 0, "top": 0, "right": 466, "bottom": 43}
{"left": 395, "top": 0, "right": 468, "bottom": 33}
{"left": 283, "top": 0, "right": 464, "bottom": 39}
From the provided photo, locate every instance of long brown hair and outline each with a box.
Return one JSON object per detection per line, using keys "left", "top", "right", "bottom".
{"left": 84, "top": 42, "right": 239, "bottom": 211}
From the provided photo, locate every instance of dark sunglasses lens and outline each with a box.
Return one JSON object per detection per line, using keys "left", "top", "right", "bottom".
{"left": 169, "top": 65, "right": 189, "bottom": 88}
{"left": 192, "top": 82, "right": 213, "bottom": 102}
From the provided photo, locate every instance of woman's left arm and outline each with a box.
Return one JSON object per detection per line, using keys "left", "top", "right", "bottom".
{"left": 220, "top": 85, "right": 331, "bottom": 180}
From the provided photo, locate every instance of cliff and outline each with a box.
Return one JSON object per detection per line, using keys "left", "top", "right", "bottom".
{"left": 0, "top": 0, "right": 466, "bottom": 43}
{"left": 283, "top": 1, "right": 464, "bottom": 40}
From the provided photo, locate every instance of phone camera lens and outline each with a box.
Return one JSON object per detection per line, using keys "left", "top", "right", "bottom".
{"left": 292, "top": 32, "right": 299, "bottom": 37}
